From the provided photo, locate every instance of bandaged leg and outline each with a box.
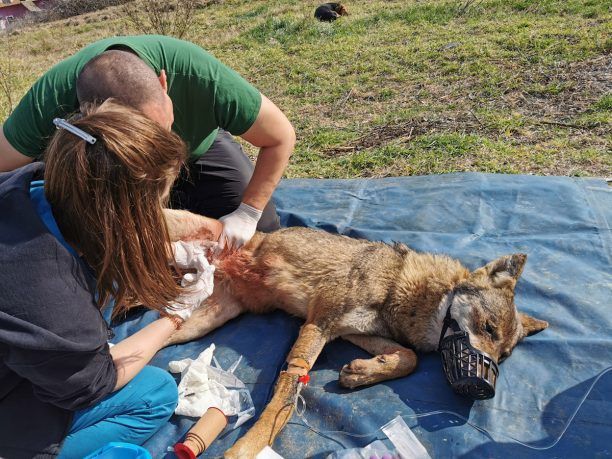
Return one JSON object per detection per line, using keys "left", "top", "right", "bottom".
{"left": 339, "top": 334, "right": 418, "bottom": 388}
{"left": 225, "top": 324, "right": 327, "bottom": 459}
{"left": 286, "top": 323, "right": 328, "bottom": 375}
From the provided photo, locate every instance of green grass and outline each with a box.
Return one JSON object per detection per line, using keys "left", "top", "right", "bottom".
{"left": 594, "top": 94, "right": 612, "bottom": 112}
{"left": 1, "top": 0, "right": 610, "bottom": 177}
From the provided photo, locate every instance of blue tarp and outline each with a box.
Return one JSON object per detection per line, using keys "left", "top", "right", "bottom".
{"left": 111, "top": 173, "right": 612, "bottom": 458}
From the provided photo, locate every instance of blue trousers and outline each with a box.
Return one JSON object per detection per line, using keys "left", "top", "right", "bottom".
{"left": 59, "top": 366, "right": 178, "bottom": 458}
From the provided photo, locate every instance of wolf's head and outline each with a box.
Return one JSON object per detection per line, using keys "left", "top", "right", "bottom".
{"left": 446, "top": 254, "right": 548, "bottom": 363}
{"left": 334, "top": 3, "right": 349, "bottom": 16}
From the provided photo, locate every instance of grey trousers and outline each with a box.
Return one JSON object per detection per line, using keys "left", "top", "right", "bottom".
{"left": 170, "top": 129, "right": 281, "bottom": 232}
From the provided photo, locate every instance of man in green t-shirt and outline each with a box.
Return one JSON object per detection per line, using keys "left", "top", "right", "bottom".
{"left": 0, "top": 35, "right": 295, "bottom": 249}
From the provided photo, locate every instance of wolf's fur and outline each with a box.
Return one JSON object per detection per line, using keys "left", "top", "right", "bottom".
{"left": 167, "top": 223, "right": 548, "bottom": 458}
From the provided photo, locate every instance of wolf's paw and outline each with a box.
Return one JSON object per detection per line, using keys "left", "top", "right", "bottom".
{"left": 339, "top": 357, "right": 382, "bottom": 389}
{"left": 339, "top": 351, "right": 417, "bottom": 389}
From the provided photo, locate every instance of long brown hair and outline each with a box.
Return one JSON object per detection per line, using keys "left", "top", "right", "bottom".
{"left": 44, "top": 100, "right": 186, "bottom": 316}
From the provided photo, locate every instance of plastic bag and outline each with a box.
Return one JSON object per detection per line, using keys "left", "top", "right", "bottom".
{"left": 326, "top": 415, "right": 431, "bottom": 459}
{"left": 168, "top": 344, "right": 255, "bottom": 431}
{"left": 381, "top": 416, "right": 431, "bottom": 459}
{"left": 326, "top": 440, "right": 399, "bottom": 459}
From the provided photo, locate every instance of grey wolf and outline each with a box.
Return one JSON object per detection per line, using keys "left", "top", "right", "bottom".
{"left": 166, "top": 224, "right": 548, "bottom": 458}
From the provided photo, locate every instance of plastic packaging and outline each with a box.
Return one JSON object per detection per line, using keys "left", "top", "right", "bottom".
{"left": 256, "top": 446, "right": 286, "bottom": 459}
{"left": 168, "top": 344, "right": 255, "bottom": 431}
{"left": 325, "top": 440, "right": 398, "bottom": 459}
{"left": 381, "top": 416, "right": 431, "bottom": 459}
{"left": 205, "top": 361, "right": 255, "bottom": 431}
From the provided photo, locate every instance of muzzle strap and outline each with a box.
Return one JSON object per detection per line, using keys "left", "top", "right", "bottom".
{"left": 438, "top": 292, "right": 460, "bottom": 352}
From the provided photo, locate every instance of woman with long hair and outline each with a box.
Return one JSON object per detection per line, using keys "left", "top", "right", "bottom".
{"left": 0, "top": 100, "right": 213, "bottom": 458}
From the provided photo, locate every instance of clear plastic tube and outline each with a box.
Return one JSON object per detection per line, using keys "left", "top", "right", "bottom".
{"left": 291, "top": 366, "right": 611, "bottom": 451}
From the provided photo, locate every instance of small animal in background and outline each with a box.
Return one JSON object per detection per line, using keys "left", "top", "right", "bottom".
{"left": 314, "top": 2, "right": 349, "bottom": 22}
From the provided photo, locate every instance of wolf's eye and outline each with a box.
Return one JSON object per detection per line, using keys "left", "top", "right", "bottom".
{"left": 484, "top": 322, "right": 496, "bottom": 337}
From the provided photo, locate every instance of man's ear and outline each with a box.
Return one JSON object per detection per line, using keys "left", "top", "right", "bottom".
{"left": 159, "top": 69, "right": 168, "bottom": 92}
{"left": 476, "top": 253, "right": 527, "bottom": 288}
{"left": 519, "top": 312, "right": 548, "bottom": 338}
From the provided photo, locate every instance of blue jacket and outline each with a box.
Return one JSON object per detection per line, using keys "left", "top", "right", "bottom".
{"left": 0, "top": 163, "right": 117, "bottom": 458}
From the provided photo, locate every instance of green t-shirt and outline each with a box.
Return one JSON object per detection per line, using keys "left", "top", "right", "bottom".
{"left": 3, "top": 35, "right": 262, "bottom": 159}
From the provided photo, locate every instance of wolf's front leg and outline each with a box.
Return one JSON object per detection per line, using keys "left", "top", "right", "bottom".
{"left": 225, "top": 323, "right": 328, "bottom": 459}
{"left": 339, "top": 335, "right": 417, "bottom": 389}
{"left": 164, "top": 292, "right": 243, "bottom": 346}
{"left": 163, "top": 208, "right": 223, "bottom": 242}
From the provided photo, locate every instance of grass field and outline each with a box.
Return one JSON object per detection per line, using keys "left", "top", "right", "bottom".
{"left": 1, "top": 0, "right": 610, "bottom": 178}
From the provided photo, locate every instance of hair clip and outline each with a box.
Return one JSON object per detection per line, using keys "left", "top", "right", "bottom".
{"left": 53, "top": 118, "right": 97, "bottom": 145}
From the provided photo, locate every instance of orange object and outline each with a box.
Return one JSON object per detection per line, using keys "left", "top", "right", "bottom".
{"left": 173, "top": 407, "right": 228, "bottom": 459}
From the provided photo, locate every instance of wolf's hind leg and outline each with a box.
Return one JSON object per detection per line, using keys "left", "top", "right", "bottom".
{"left": 164, "top": 292, "right": 243, "bottom": 346}
{"left": 339, "top": 335, "right": 417, "bottom": 389}
{"left": 225, "top": 323, "right": 328, "bottom": 459}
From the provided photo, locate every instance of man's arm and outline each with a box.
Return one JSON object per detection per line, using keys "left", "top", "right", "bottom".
{"left": 217, "top": 95, "right": 294, "bottom": 250}
{"left": 0, "top": 125, "right": 33, "bottom": 172}
{"left": 238, "top": 94, "right": 296, "bottom": 212}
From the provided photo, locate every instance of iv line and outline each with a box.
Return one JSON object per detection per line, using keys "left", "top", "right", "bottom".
{"left": 291, "top": 366, "right": 611, "bottom": 451}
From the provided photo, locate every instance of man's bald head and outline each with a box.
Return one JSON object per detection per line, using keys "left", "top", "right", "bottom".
{"left": 77, "top": 50, "right": 165, "bottom": 110}
{"left": 77, "top": 50, "right": 174, "bottom": 130}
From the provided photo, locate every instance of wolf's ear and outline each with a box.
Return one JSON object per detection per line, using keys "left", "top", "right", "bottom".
{"left": 479, "top": 253, "right": 527, "bottom": 288}
{"left": 519, "top": 312, "right": 548, "bottom": 338}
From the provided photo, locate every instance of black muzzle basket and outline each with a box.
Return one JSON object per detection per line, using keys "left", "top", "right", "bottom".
{"left": 438, "top": 298, "right": 500, "bottom": 400}
{"left": 439, "top": 329, "right": 499, "bottom": 400}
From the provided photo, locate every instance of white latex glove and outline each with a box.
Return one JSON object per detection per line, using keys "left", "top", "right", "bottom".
{"left": 218, "top": 202, "right": 262, "bottom": 251}
{"left": 165, "top": 241, "right": 215, "bottom": 320}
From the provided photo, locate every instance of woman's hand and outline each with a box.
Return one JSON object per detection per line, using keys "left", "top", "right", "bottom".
{"left": 110, "top": 241, "right": 216, "bottom": 391}
{"left": 165, "top": 241, "right": 215, "bottom": 320}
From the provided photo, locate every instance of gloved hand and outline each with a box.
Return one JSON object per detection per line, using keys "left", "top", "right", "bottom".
{"left": 218, "top": 202, "right": 262, "bottom": 251}
{"left": 165, "top": 241, "right": 216, "bottom": 320}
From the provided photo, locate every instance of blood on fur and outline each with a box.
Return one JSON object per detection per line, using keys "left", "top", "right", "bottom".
{"left": 216, "top": 250, "right": 266, "bottom": 286}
